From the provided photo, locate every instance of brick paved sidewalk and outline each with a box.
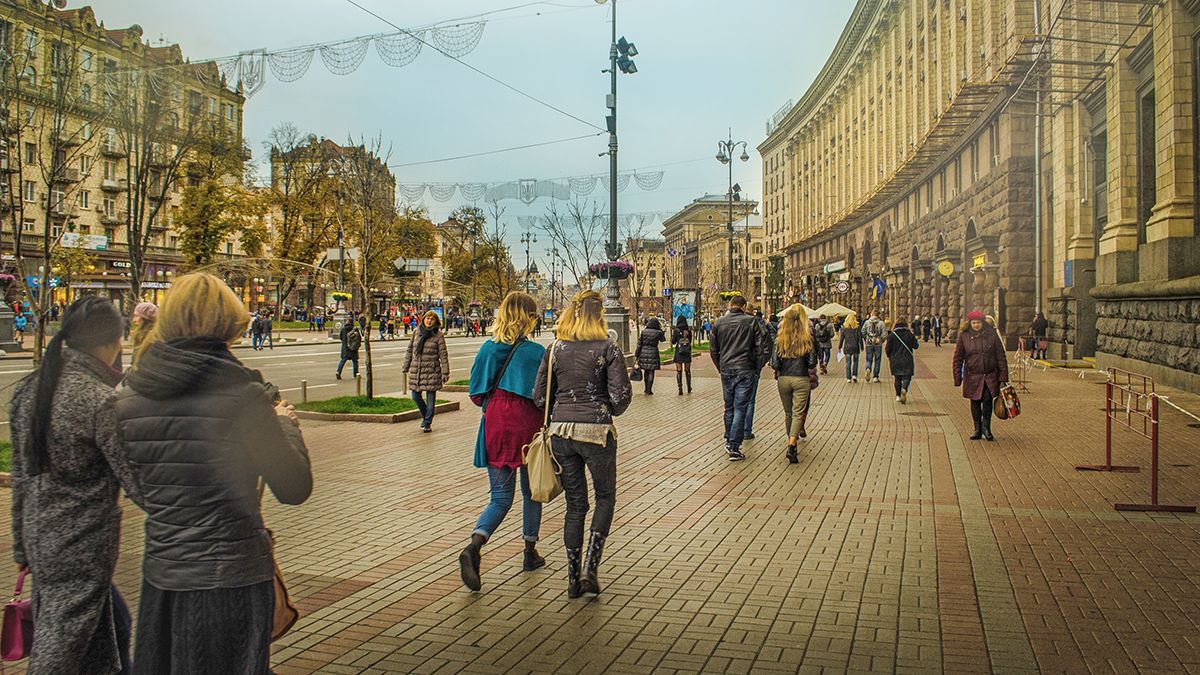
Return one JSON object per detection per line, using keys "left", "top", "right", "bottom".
{"left": 3, "top": 343, "right": 1200, "bottom": 673}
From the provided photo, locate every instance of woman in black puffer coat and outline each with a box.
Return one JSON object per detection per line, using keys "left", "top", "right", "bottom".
{"left": 635, "top": 317, "right": 666, "bottom": 394}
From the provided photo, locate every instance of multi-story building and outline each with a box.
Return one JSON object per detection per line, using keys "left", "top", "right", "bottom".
{"left": 661, "top": 193, "right": 758, "bottom": 309}
{"left": 0, "top": 4, "right": 246, "bottom": 308}
{"left": 622, "top": 237, "right": 667, "bottom": 319}
{"left": 762, "top": 0, "right": 1200, "bottom": 391}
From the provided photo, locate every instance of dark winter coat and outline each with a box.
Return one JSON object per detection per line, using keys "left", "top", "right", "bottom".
{"left": 403, "top": 327, "right": 450, "bottom": 391}
{"left": 952, "top": 326, "right": 1009, "bottom": 400}
{"left": 710, "top": 308, "right": 770, "bottom": 373}
{"left": 671, "top": 327, "right": 692, "bottom": 364}
{"left": 635, "top": 327, "right": 666, "bottom": 371}
{"left": 884, "top": 325, "right": 920, "bottom": 377}
{"left": 340, "top": 322, "right": 361, "bottom": 357}
{"left": 838, "top": 327, "right": 863, "bottom": 355}
{"left": 116, "top": 338, "right": 312, "bottom": 592}
{"left": 534, "top": 339, "right": 632, "bottom": 425}
{"left": 9, "top": 349, "right": 143, "bottom": 675}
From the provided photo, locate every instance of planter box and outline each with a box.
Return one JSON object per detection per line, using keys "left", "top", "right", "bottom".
{"left": 294, "top": 400, "right": 460, "bottom": 424}
{"left": 441, "top": 384, "right": 470, "bottom": 393}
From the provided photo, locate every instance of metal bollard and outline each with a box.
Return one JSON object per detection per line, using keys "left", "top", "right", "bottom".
{"left": 301, "top": 380, "right": 308, "bottom": 404}
{"left": 356, "top": 374, "right": 362, "bottom": 396}
{"left": 403, "top": 372, "right": 408, "bottom": 392}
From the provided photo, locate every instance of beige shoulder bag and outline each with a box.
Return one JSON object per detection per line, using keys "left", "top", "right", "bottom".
{"left": 522, "top": 341, "right": 564, "bottom": 503}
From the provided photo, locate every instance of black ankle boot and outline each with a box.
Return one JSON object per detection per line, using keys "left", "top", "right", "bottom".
{"left": 969, "top": 419, "right": 983, "bottom": 440}
{"left": 566, "top": 547, "right": 583, "bottom": 599}
{"left": 458, "top": 534, "right": 485, "bottom": 591}
{"left": 580, "top": 531, "right": 606, "bottom": 596}
{"left": 982, "top": 418, "right": 995, "bottom": 441}
{"left": 677, "top": 372, "right": 684, "bottom": 395}
{"left": 523, "top": 540, "right": 545, "bottom": 572}
{"left": 786, "top": 444, "right": 798, "bottom": 464}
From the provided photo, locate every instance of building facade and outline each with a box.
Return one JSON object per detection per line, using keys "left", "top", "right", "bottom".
{"left": 0, "top": 2, "right": 246, "bottom": 309}
{"left": 661, "top": 194, "right": 758, "bottom": 310}
{"left": 762, "top": 0, "right": 1200, "bottom": 390}
{"left": 622, "top": 237, "right": 668, "bottom": 319}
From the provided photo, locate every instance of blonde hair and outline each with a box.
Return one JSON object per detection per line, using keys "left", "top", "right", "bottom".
{"left": 776, "top": 304, "right": 814, "bottom": 359}
{"left": 555, "top": 290, "right": 607, "bottom": 342}
{"left": 493, "top": 291, "right": 538, "bottom": 344}
{"left": 844, "top": 314, "right": 859, "bottom": 329}
{"left": 139, "top": 272, "right": 248, "bottom": 358}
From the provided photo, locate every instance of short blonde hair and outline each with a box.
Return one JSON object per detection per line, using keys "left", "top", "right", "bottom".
{"left": 776, "top": 303, "right": 814, "bottom": 359}
{"left": 555, "top": 290, "right": 607, "bottom": 342}
{"left": 140, "top": 273, "right": 248, "bottom": 357}
{"left": 493, "top": 291, "right": 537, "bottom": 344}
{"left": 844, "top": 314, "right": 859, "bottom": 329}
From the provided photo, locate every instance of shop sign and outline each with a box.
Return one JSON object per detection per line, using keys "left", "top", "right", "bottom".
{"left": 823, "top": 260, "right": 846, "bottom": 274}
{"left": 61, "top": 233, "right": 108, "bottom": 250}
{"left": 111, "top": 260, "right": 132, "bottom": 269}
{"left": 971, "top": 252, "right": 988, "bottom": 268}
{"left": 25, "top": 275, "right": 60, "bottom": 288}
{"left": 833, "top": 280, "right": 851, "bottom": 294}
{"left": 142, "top": 282, "right": 171, "bottom": 289}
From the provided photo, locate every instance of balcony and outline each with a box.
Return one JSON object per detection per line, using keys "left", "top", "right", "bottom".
{"left": 53, "top": 167, "right": 82, "bottom": 183}
{"left": 99, "top": 142, "right": 127, "bottom": 158}
{"left": 50, "top": 204, "right": 77, "bottom": 219}
{"left": 100, "top": 178, "right": 128, "bottom": 192}
{"left": 51, "top": 132, "right": 81, "bottom": 148}
{"left": 100, "top": 211, "right": 127, "bottom": 226}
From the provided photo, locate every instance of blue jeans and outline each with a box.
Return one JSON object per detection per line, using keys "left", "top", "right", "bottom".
{"left": 844, "top": 352, "right": 859, "bottom": 379}
{"left": 473, "top": 465, "right": 542, "bottom": 542}
{"left": 720, "top": 370, "right": 756, "bottom": 451}
{"left": 412, "top": 390, "right": 436, "bottom": 425}
{"left": 893, "top": 375, "right": 912, "bottom": 397}
{"left": 818, "top": 346, "right": 831, "bottom": 366}
{"left": 336, "top": 353, "right": 358, "bottom": 376}
{"left": 744, "top": 372, "right": 760, "bottom": 436}
{"left": 864, "top": 345, "right": 882, "bottom": 378}
{"left": 252, "top": 333, "right": 263, "bottom": 349}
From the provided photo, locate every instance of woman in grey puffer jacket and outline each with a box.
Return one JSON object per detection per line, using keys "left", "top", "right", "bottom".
{"left": 10, "top": 296, "right": 142, "bottom": 675}
{"left": 403, "top": 310, "right": 451, "bottom": 431}
{"left": 116, "top": 273, "right": 312, "bottom": 675}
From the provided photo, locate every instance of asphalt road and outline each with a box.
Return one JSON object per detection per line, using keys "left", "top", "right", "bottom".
{"left": 0, "top": 333, "right": 555, "bottom": 440}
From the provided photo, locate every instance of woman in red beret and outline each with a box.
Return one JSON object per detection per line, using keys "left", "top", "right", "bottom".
{"left": 952, "top": 310, "right": 1009, "bottom": 441}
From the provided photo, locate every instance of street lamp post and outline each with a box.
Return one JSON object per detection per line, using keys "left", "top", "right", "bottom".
{"left": 521, "top": 231, "right": 537, "bottom": 293}
{"left": 716, "top": 131, "right": 749, "bottom": 292}
{"left": 596, "top": 0, "right": 637, "bottom": 351}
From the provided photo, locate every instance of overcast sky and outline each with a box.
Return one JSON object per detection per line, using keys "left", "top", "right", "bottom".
{"left": 88, "top": 0, "right": 853, "bottom": 263}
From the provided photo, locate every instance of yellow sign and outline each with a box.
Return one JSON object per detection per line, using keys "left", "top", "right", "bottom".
{"left": 937, "top": 260, "right": 954, "bottom": 277}
{"left": 971, "top": 252, "right": 988, "bottom": 268}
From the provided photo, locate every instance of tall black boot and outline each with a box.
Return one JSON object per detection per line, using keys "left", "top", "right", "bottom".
{"left": 686, "top": 370, "right": 692, "bottom": 393}
{"left": 523, "top": 540, "right": 545, "bottom": 572}
{"left": 566, "top": 547, "right": 583, "bottom": 599}
{"left": 580, "top": 531, "right": 607, "bottom": 596}
{"left": 969, "top": 404, "right": 983, "bottom": 440}
{"left": 982, "top": 414, "right": 995, "bottom": 442}
{"left": 677, "top": 371, "right": 684, "bottom": 395}
{"left": 458, "top": 533, "right": 485, "bottom": 591}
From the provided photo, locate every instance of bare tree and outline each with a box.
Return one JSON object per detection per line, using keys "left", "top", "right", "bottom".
{"left": 536, "top": 199, "right": 605, "bottom": 289}
{"left": 0, "top": 22, "right": 107, "bottom": 361}
{"left": 619, "top": 216, "right": 655, "bottom": 332}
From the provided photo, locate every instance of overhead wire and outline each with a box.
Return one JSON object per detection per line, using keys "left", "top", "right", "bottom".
{"left": 343, "top": 0, "right": 604, "bottom": 132}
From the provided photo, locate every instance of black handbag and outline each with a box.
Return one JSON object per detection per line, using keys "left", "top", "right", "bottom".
{"left": 629, "top": 366, "right": 643, "bottom": 381}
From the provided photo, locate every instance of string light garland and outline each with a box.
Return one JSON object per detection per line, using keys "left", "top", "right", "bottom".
{"left": 398, "top": 170, "right": 665, "bottom": 204}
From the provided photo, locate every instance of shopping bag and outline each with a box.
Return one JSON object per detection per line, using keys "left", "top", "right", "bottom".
{"left": 994, "top": 383, "right": 1021, "bottom": 420}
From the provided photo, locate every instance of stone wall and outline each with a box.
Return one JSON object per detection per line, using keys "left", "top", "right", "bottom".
{"left": 1045, "top": 293, "right": 1076, "bottom": 357}
{"left": 1095, "top": 297, "right": 1200, "bottom": 380}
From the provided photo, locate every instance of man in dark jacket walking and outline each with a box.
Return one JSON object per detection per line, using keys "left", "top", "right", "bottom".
{"left": 250, "top": 313, "right": 264, "bottom": 350}
{"left": 337, "top": 319, "right": 362, "bottom": 379}
{"left": 710, "top": 295, "right": 770, "bottom": 461}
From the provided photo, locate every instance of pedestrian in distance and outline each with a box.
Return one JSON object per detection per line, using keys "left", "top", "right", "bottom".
{"left": 263, "top": 311, "right": 275, "bottom": 350}
{"left": 671, "top": 314, "right": 693, "bottom": 395}
{"left": 403, "top": 310, "right": 451, "bottom": 432}
{"left": 885, "top": 318, "right": 920, "bottom": 404}
{"left": 130, "top": 301, "right": 158, "bottom": 368}
{"left": 336, "top": 318, "right": 362, "bottom": 379}
{"left": 953, "top": 310, "right": 1009, "bottom": 441}
{"left": 534, "top": 290, "right": 632, "bottom": 598}
{"left": 378, "top": 315, "right": 387, "bottom": 342}
{"left": 249, "top": 312, "right": 264, "bottom": 350}
{"left": 115, "top": 273, "right": 312, "bottom": 675}
{"left": 710, "top": 294, "right": 771, "bottom": 461}
{"left": 862, "top": 309, "right": 886, "bottom": 382}
{"left": 839, "top": 313, "right": 863, "bottom": 383}
{"left": 13, "top": 310, "right": 27, "bottom": 343}
{"left": 635, "top": 317, "right": 666, "bottom": 395}
{"left": 812, "top": 314, "right": 834, "bottom": 374}
{"left": 460, "top": 291, "right": 548, "bottom": 592}
{"left": 1030, "top": 311, "right": 1049, "bottom": 359}
{"left": 933, "top": 315, "right": 944, "bottom": 347}
{"left": 771, "top": 304, "right": 819, "bottom": 464}
{"left": 9, "top": 296, "right": 142, "bottom": 675}
{"left": 922, "top": 316, "right": 933, "bottom": 342}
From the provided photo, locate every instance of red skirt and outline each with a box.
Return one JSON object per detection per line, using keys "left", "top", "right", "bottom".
{"left": 476, "top": 389, "right": 542, "bottom": 469}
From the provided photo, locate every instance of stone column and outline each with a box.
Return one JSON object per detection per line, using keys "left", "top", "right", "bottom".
{"left": 1097, "top": 56, "right": 1143, "bottom": 284}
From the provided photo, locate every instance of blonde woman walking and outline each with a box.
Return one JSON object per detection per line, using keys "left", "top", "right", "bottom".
{"left": 534, "top": 290, "right": 632, "bottom": 598}
{"left": 770, "top": 304, "right": 819, "bottom": 463}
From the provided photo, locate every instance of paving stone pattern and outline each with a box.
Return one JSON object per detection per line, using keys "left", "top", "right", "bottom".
{"left": 3, "top": 346, "right": 1200, "bottom": 673}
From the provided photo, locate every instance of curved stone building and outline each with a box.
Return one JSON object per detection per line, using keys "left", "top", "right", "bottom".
{"left": 761, "top": 0, "right": 1199, "bottom": 391}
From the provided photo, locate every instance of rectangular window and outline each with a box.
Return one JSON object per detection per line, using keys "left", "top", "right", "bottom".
{"left": 1136, "top": 87, "right": 1156, "bottom": 243}
{"left": 23, "top": 143, "right": 35, "bottom": 165}
{"left": 225, "top": 242, "right": 233, "bottom": 255}
{"left": 971, "top": 139, "right": 980, "bottom": 178}
{"left": 939, "top": 170, "right": 947, "bottom": 205}
{"left": 80, "top": 155, "right": 90, "bottom": 173}
{"left": 170, "top": 236, "right": 179, "bottom": 249}
{"left": 77, "top": 190, "right": 89, "bottom": 208}
{"left": 23, "top": 180, "right": 35, "bottom": 202}
{"left": 51, "top": 223, "right": 62, "bottom": 238}
{"left": 81, "top": 50, "right": 93, "bottom": 72}
{"left": 22, "top": 219, "right": 34, "bottom": 233}
{"left": 103, "top": 196, "right": 115, "bottom": 216}
{"left": 224, "top": 103, "right": 234, "bottom": 122}
{"left": 81, "top": 83, "right": 91, "bottom": 102}
{"left": 103, "top": 160, "right": 115, "bottom": 180}
{"left": 24, "top": 29, "right": 36, "bottom": 56}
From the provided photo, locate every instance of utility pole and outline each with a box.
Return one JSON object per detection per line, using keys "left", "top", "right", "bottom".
{"left": 716, "top": 130, "right": 749, "bottom": 292}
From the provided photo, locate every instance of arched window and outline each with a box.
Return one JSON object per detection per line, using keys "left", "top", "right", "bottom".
{"left": 910, "top": 245, "right": 920, "bottom": 262}
{"left": 965, "top": 218, "right": 977, "bottom": 241}
{"left": 935, "top": 233, "right": 946, "bottom": 252}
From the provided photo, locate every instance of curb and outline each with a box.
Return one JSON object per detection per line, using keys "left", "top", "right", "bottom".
{"left": 294, "top": 400, "right": 460, "bottom": 424}
{"left": 441, "top": 385, "right": 470, "bottom": 393}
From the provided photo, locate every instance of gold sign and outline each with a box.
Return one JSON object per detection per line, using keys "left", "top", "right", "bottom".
{"left": 971, "top": 252, "right": 988, "bottom": 268}
{"left": 937, "top": 260, "right": 954, "bottom": 277}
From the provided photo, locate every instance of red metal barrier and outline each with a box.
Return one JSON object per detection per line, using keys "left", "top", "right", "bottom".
{"left": 1076, "top": 368, "right": 1195, "bottom": 512}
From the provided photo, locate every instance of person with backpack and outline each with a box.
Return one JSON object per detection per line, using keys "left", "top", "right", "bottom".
{"left": 862, "top": 309, "right": 886, "bottom": 383}
{"left": 249, "top": 312, "right": 264, "bottom": 350}
{"left": 885, "top": 318, "right": 920, "bottom": 404}
{"left": 838, "top": 314, "right": 863, "bottom": 383}
{"left": 337, "top": 319, "right": 362, "bottom": 379}
{"left": 671, "top": 315, "right": 694, "bottom": 395}
{"left": 812, "top": 315, "right": 835, "bottom": 375}
{"left": 13, "top": 310, "right": 27, "bottom": 342}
